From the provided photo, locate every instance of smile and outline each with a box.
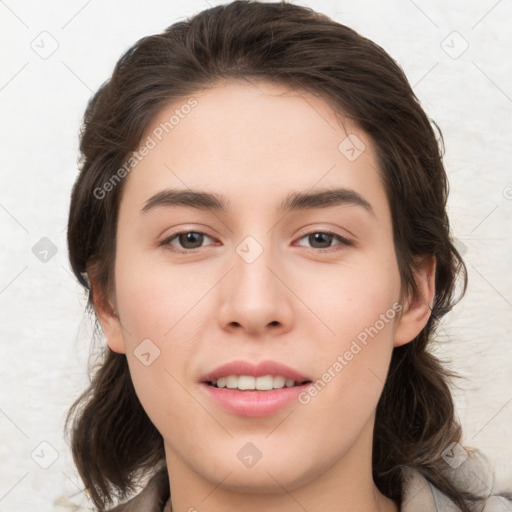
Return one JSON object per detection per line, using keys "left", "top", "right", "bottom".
{"left": 208, "top": 375, "right": 310, "bottom": 391}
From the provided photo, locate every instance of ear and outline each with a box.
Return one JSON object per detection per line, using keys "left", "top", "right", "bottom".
{"left": 88, "top": 270, "right": 126, "bottom": 354}
{"left": 394, "top": 255, "right": 436, "bottom": 347}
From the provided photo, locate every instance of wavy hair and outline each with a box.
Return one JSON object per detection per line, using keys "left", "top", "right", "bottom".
{"left": 65, "top": 1, "right": 493, "bottom": 510}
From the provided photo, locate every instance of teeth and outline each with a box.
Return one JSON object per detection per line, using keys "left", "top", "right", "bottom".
{"left": 273, "top": 376, "right": 286, "bottom": 388}
{"left": 212, "top": 375, "right": 301, "bottom": 390}
{"left": 238, "top": 376, "right": 256, "bottom": 390}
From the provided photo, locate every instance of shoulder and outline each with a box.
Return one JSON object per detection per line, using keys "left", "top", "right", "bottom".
{"left": 401, "top": 454, "right": 512, "bottom": 512}
{"left": 107, "top": 467, "right": 169, "bottom": 512}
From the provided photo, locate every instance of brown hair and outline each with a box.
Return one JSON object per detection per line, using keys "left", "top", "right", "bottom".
{"left": 65, "top": 1, "right": 494, "bottom": 510}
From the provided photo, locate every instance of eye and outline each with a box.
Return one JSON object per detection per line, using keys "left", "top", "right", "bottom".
{"left": 295, "top": 231, "right": 352, "bottom": 252}
{"left": 158, "top": 229, "right": 352, "bottom": 254}
{"left": 158, "top": 231, "right": 216, "bottom": 253}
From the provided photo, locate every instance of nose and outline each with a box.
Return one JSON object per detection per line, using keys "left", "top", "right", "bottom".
{"left": 217, "top": 238, "right": 294, "bottom": 337}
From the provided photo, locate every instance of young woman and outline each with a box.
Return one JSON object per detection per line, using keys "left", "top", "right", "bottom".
{"left": 64, "top": 1, "right": 511, "bottom": 511}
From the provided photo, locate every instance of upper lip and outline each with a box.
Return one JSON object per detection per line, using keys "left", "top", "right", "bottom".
{"left": 200, "top": 360, "right": 312, "bottom": 384}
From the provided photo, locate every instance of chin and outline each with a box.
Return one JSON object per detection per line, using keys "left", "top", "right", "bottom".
{"left": 206, "top": 464, "right": 310, "bottom": 494}
{"left": 194, "top": 446, "right": 325, "bottom": 495}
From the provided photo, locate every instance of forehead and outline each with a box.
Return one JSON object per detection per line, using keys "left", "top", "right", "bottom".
{"left": 146, "top": 79, "right": 365, "bottom": 163}
{"left": 120, "top": 79, "right": 389, "bottom": 222}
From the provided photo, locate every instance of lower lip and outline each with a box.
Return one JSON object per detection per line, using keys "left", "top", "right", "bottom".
{"left": 199, "top": 382, "right": 311, "bottom": 417}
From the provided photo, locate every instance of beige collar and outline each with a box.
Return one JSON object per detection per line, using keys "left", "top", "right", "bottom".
{"left": 159, "top": 467, "right": 448, "bottom": 512}
{"left": 111, "top": 464, "right": 503, "bottom": 512}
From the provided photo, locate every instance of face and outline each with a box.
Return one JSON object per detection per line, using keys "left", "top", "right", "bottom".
{"left": 100, "top": 80, "right": 430, "bottom": 495}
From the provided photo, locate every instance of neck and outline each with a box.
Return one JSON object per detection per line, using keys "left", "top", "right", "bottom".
{"left": 163, "top": 417, "right": 398, "bottom": 512}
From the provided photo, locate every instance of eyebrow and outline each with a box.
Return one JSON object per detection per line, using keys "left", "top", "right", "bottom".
{"left": 141, "top": 187, "right": 375, "bottom": 217}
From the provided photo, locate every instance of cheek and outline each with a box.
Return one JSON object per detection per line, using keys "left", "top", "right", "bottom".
{"left": 112, "top": 252, "right": 213, "bottom": 429}
{"left": 113, "top": 248, "right": 212, "bottom": 343}
{"left": 292, "top": 253, "right": 401, "bottom": 414}
{"left": 290, "top": 252, "right": 401, "bottom": 346}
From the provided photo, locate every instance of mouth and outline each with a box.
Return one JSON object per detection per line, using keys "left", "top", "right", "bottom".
{"left": 199, "top": 360, "right": 313, "bottom": 416}
{"left": 205, "top": 375, "right": 312, "bottom": 391}
{"left": 200, "top": 359, "right": 312, "bottom": 390}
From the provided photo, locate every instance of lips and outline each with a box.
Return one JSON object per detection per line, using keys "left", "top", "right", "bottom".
{"left": 200, "top": 360, "right": 312, "bottom": 385}
{"left": 199, "top": 360, "right": 314, "bottom": 416}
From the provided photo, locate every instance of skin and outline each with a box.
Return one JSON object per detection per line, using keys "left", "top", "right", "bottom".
{"left": 94, "top": 80, "right": 435, "bottom": 512}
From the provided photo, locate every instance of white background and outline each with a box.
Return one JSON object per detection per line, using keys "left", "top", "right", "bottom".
{"left": 1, "top": 0, "right": 511, "bottom": 510}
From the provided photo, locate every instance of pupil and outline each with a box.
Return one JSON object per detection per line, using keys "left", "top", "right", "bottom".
{"left": 310, "top": 233, "right": 332, "bottom": 248}
{"left": 180, "top": 232, "right": 203, "bottom": 249}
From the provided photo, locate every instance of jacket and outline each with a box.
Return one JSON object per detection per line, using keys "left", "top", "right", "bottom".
{"left": 108, "top": 463, "right": 510, "bottom": 511}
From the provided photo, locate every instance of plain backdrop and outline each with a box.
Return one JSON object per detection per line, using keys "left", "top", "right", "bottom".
{"left": 1, "top": 0, "right": 511, "bottom": 510}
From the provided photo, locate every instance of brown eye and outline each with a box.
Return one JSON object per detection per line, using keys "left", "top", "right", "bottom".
{"left": 160, "top": 231, "right": 216, "bottom": 252}
{"left": 176, "top": 232, "right": 205, "bottom": 249}
{"left": 295, "top": 231, "right": 352, "bottom": 251}
{"left": 308, "top": 232, "right": 334, "bottom": 249}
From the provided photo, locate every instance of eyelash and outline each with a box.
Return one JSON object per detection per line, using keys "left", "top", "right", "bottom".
{"left": 157, "top": 229, "right": 353, "bottom": 254}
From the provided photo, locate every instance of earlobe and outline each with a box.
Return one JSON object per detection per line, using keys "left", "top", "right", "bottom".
{"left": 88, "top": 273, "right": 126, "bottom": 354}
{"left": 394, "top": 256, "right": 436, "bottom": 347}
